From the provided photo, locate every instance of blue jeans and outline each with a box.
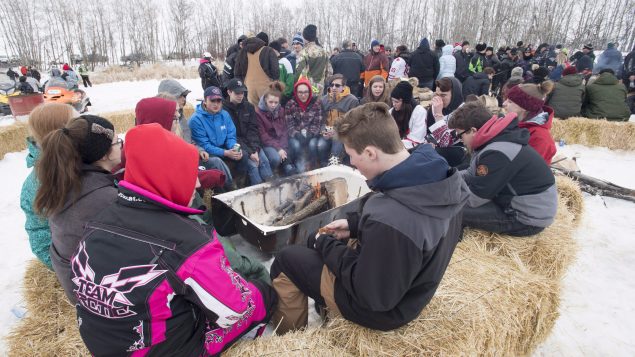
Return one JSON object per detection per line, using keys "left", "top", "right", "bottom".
{"left": 237, "top": 150, "right": 273, "bottom": 185}
{"left": 462, "top": 201, "right": 544, "bottom": 237}
{"left": 200, "top": 156, "right": 233, "bottom": 189}
{"left": 263, "top": 146, "right": 304, "bottom": 176}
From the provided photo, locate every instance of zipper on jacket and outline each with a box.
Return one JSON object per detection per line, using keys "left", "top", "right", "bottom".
{"left": 85, "top": 221, "right": 176, "bottom": 250}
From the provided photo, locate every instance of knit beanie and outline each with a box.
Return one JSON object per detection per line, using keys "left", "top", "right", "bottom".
{"left": 256, "top": 32, "right": 269, "bottom": 45}
{"left": 198, "top": 169, "right": 226, "bottom": 189}
{"left": 510, "top": 67, "right": 524, "bottom": 78}
{"left": 292, "top": 33, "right": 304, "bottom": 46}
{"left": 302, "top": 24, "right": 317, "bottom": 42}
{"left": 562, "top": 66, "right": 577, "bottom": 76}
{"left": 435, "top": 39, "right": 446, "bottom": 48}
{"left": 73, "top": 115, "right": 116, "bottom": 164}
{"left": 419, "top": 38, "right": 429, "bottom": 48}
{"left": 506, "top": 85, "right": 545, "bottom": 121}
{"left": 475, "top": 43, "right": 487, "bottom": 52}
{"left": 390, "top": 81, "right": 413, "bottom": 103}
{"left": 269, "top": 40, "right": 282, "bottom": 53}
{"left": 370, "top": 39, "right": 380, "bottom": 48}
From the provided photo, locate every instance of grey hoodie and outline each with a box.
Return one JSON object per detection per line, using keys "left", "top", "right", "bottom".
{"left": 158, "top": 79, "right": 193, "bottom": 143}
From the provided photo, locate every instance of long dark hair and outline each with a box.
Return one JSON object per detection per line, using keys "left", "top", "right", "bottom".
{"left": 391, "top": 101, "right": 414, "bottom": 138}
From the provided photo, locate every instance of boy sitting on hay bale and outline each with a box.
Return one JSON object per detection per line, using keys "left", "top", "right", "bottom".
{"left": 269, "top": 102, "right": 469, "bottom": 333}
{"left": 448, "top": 101, "right": 558, "bottom": 237}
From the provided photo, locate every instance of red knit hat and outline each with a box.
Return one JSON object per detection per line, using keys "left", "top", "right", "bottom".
{"left": 506, "top": 85, "right": 545, "bottom": 120}
{"left": 562, "top": 66, "right": 577, "bottom": 76}
{"left": 124, "top": 123, "right": 199, "bottom": 207}
{"left": 198, "top": 169, "right": 225, "bottom": 189}
{"left": 135, "top": 97, "right": 177, "bottom": 131}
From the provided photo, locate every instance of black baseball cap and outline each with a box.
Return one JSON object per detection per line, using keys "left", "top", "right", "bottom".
{"left": 226, "top": 79, "right": 247, "bottom": 93}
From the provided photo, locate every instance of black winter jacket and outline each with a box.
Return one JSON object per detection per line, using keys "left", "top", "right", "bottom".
{"left": 331, "top": 50, "right": 365, "bottom": 84}
{"left": 222, "top": 98, "right": 262, "bottom": 155}
{"left": 409, "top": 42, "right": 440, "bottom": 84}
{"left": 462, "top": 72, "right": 490, "bottom": 97}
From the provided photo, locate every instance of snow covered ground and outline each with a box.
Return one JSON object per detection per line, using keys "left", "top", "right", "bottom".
{"left": 0, "top": 79, "right": 634, "bottom": 355}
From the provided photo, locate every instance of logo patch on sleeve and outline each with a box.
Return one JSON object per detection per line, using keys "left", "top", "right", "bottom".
{"left": 476, "top": 164, "right": 489, "bottom": 176}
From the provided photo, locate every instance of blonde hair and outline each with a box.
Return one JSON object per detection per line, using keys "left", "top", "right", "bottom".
{"left": 518, "top": 81, "right": 554, "bottom": 99}
{"left": 27, "top": 103, "right": 76, "bottom": 144}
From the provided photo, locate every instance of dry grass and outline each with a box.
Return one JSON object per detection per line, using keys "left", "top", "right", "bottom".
{"left": 7, "top": 182, "right": 581, "bottom": 356}
{"left": 551, "top": 117, "right": 635, "bottom": 151}
{"left": 5, "top": 260, "right": 88, "bottom": 357}
{"left": 89, "top": 61, "right": 223, "bottom": 85}
{"left": 0, "top": 121, "right": 28, "bottom": 160}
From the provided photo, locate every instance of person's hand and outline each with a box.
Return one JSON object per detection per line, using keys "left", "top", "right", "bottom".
{"left": 278, "top": 149, "right": 288, "bottom": 161}
{"left": 250, "top": 152, "right": 259, "bottom": 164}
{"left": 431, "top": 96, "right": 444, "bottom": 121}
{"left": 224, "top": 149, "right": 242, "bottom": 160}
{"left": 321, "top": 219, "right": 350, "bottom": 240}
{"left": 199, "top": 151, "right": 209, "bottom": 162}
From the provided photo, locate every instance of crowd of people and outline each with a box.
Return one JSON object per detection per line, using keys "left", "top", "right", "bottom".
{"left": 5, "top": 63, "right": 92, "bottom": 93}
{"left": 16, "top": 23, "right": 635, "bottom": 355}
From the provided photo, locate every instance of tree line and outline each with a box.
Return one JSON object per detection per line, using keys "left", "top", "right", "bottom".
{"left": 0, "top": 0, "right": 633, "bottom": 69}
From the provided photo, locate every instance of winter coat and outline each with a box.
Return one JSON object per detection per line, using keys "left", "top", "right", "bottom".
{"left": 157, "top": 79, "right": 193, "bottom": 142}
{"left": 438, "top": 45, "right": 456, "bottom": 79}
{"left": 389, "top": 105, "right": 428, "bottom": 149}
{"left": 454, "top": 50, "right": 471, "bottom": 82}
{"left": 321, "top": 86, "right": 359, "bottom": 127}
{"left": 594, "top": 47, "right": 624, "bottom": 77}
{"left": 222, "top": 98, "right": 262, "bottom": 155}
{"left": 484, "top": 54, "right": 501, "bottom": 70}
{"left": 425, "top": 77, "right": 464, "bottom": 131}
{"left": 256, "top": 96, "right": 288, "bottom": 150}
{"left": 286, "top": 51, "right": 301, "bottom": 72}
{"left": 20, "top": 139, "right": 52, "bottom": 269}
{"left": 583, "top": 72, "right": 631, "bottom": 121}
{"left": 6, "top": 68, "right": 18, "bottom": 81}
{"left": 234, "top": 37, "right": 279, "bottom": 82}
{"left": 222, "top": 50, "right": 238, "bottom": 83}
{"left": 198, "top": 59, "right": 221, "bottom": 90}
{"left": 189, "top": 104, "right": 238, "bottom": 157}
{"left": 17, "top": 81, "right": 34, "bottom": 94}
{"left": 409, "top": 39, "right": 440, "bottom": 84}
{"left": 463, "top": 113, "right": 557, "bottom": 228}
{"left": 362, "top": 51, "right": 390, "bottom": 85}
{"left": 388, "top": 52, "right": 410, "bottom": 80}
{"left": 469, "top": 53, "right": 486, "bottom": 73}
{"left": 518, "top": 106, "right": 557, "bottom": 165}
{"left": 575, "top": 54, "right": 594, "bottom": 73}
{"left": 49, "top": 165, "right": 118, "bottom": 303}
{"left": 278, "top": 57, "right": 295, "bottom": 100}
{"left": 294, "top": 42, "right": 331, "bottom": 85}
{"left": 61, "top": 70, "right": 79, "bottom": 89}
{"left": 285, "top": 79, "right": 323, "bottom": 138}
{"left": 331, "top": 49, "right": 365, "bottom": 85}
{"left": 71, "top": 127, "right": 276, "bottom": 355}
{"left": 316, "top": 144, "right": 469, "bottom": 330}
{"left": 623, "top": 48, "right": 635, "bottom": 80}
{"left": 546, "top": 74, "right": 585, "bottom": 118}
{"left": 462, "top": 72, "right": 490, "bottom": 97}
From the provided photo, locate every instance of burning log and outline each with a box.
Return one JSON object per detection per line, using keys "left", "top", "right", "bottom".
{"left": 276, "top": 196, "right": 328, "bottom": 226}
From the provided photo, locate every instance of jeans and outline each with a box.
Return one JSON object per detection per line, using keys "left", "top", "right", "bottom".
{"left": 263, "top": 146, "right": 303, "bottom": 176}
{"left": 237, "top": 150, "right": 273, "bottom": 185}
{"left": 462, "top": 201, "right": 545, "bottom": 237}
{"left": 200, "top": 156, "right": 233, "bottom": 189}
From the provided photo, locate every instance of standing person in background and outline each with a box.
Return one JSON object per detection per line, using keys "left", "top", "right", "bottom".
{"left": 199, "top": 51, "right": 222, "bottom": 90}
{"left": 286, "top": 33, "right": 304, "bottom": 71}
{"left": 6, "top": 67, "right": 19, "bottom": 81}
{"left": 469, "top": 43, "right": 487, "bottom": 74}
{"left": 269, "top": 40, "right": 295, "bottom": 105}
{"left": 61, "top": 63, "right": 79, "bottom": 89}
{"left": 362, "top": 39, "right": 390, "bottom": 87}
{"left": 234, "top": 33, "right": 280, "bottom": 106}
{"left": 78, "top": 64, "right": 92, "bottom": 87}
{"left": 594, "top": 43, "right": 624, "bottom": 78}
{"left": 438, "top": 44, "right": 456, "bottom": 79}
{"left": 454, "top": 41, "right": 471, "bottom": 82}
{"left": 222, "top": 36, "right": 247, "bottom": 84}
{"left": 295, "top": 24, "right": 331, "bottom": 94}
{"left": 409, "top": 38, "right": 440, "bottom": 90}
{"left": 434, "top": 39, "right": 446, "bottom": 58}
{"left": 388, "top": 45, "right": 410, "bottom": 80}
{"left": 277, "top": 37, "right": 291, "bottom": 58}
{"left": 331, "top": 39, "right": 365, "bottom": 98}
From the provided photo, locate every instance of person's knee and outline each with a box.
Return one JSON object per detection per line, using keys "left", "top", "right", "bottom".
{"left": 270, "top": 245, "right": 314, "bottom": 280}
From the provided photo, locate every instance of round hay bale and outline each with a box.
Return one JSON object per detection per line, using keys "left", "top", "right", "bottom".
{"left": 0, "top": 121, "right": 28, "bottom": 160}
{"left": 5, "top": 260, "right": 88, "bottom": 357}
{"left": 459, "top": 176, "right": 582, "bottom": 280}
{"left": 226, "top": 245, "right": 560, "bottom": 356}
{"left": 551, "top": 118, "right": 635, "bottom": 151}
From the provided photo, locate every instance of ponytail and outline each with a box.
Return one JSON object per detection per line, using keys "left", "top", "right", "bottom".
{"left": 34, "top": 119, "right": 87, "bottom": 216}
{"left": 538, "top": 80, "right": 554, "bottom": 96}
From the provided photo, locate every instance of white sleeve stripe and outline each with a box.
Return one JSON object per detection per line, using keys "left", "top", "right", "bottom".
{"left": 184, "top": 277, "right": 245, "bottom": 328}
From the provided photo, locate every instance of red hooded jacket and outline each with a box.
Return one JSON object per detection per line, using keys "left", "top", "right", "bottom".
{"left": 518, "top": 105, "right": 556, "bottom": 165}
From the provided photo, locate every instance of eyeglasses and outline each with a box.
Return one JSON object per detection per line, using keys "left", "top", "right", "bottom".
{"left": 452, "top": 129, "right": 468, "bottom": 141}
{"left": 330, "top": 83, "right": 342, "bottom": 88}
{"left": 297, "top": 90, "right": 310, "bottom": 94}
{"left": 112, "top": 138, "right": 123, "bottom": 148}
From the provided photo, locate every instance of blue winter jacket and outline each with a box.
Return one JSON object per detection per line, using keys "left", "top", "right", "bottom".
{"left": 188, "top": 103, "right": 237, "bottom": 157}
{"left": 594, "top": 47, "right": 624, "bottom": 77}
{"left": 19, "top": 138, "right": 53, "bottom": 269}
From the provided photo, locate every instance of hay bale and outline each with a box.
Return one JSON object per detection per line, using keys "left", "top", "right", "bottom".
{"left": 0, "top": 121, "right": 28, "bottom": 159}
{"left": 226, "top": 245, "right": 559, "bottom": 357}
{"left": 460, "top": 175, "right": 582, "bottom": 280}
{"left": 551, "top": 117, "right": 635, "bottom": 151}
{"left": 5, "top": 260, "right": 88, "bottom": 357}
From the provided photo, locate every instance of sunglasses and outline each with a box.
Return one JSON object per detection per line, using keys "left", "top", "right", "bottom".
{"left": 330, "top": 83, "right": 342, "bottom": 88}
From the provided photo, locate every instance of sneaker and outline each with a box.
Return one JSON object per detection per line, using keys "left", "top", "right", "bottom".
{"left": 328, "top": 155, "right": 340, "bottom": 166}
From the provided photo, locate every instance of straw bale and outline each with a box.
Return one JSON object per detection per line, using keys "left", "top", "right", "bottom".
{"left": 459, "top": 175, "right": 582, "bottom": 280}
{"left": 551, "top": 117, "right": 635, "bottom": 151}
{"left": 0, "top": 121, "right": 28, "bottom": 159}
{"left": 5, "top": 260, "right": 88, "bottom": 357}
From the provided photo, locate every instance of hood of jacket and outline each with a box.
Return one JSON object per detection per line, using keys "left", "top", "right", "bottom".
{"left": 417, "top": 38, "right": 431, "bottom": 53}
{"left": 258, "top": 94, "right": 282, "bottom": 115}
{"left": 293, "top": 78, "right": 314, "bottom": 111}
{"left": 559, "top": 73, "right": 583, "bottom": 87}
{"left": 243, "top": 37, "right": 266, "bottom": 54}
{"left": 60, "top": 165, "right": 115, "bottom": 213}
{"left": 26, "top": 137, "right": 39, "bottom": 168}
{"left": 472, "top": 113, "right": 530, "bottom": 150}
{"left": 158, "top": 79, "right": 191, "bottom": 98}
{"left": 123, "top": 123, "right": 199, "bottom": 208}
{"left": 368, "top": 145, "right": 468, "bottom": 219}
{"left": 442, "top": 45, "right": 454, "bottom": 56}
{"left": 519, "top": 105, "right": 554, "bottom": 130}
{"left": 135, "top": 97, "right": 177, "bottom": 131}
{"left": 444, "top": 77, "right": 464, "bottom": 114}
{"left": 594, "top": 71, "right": 620, "bottom": 85}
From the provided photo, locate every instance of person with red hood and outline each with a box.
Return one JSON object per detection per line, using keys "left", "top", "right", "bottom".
{"left": 285, "top": 78, "right": 324, "bottom": 169}
{"left": 503, "top": 82, "right": 557, "bottom": 164}
{"left": 448, "top": 101, "right": 557, "bottom": 237}
{"left": 70, "top": 123, "right": 277, "bottom": 356}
